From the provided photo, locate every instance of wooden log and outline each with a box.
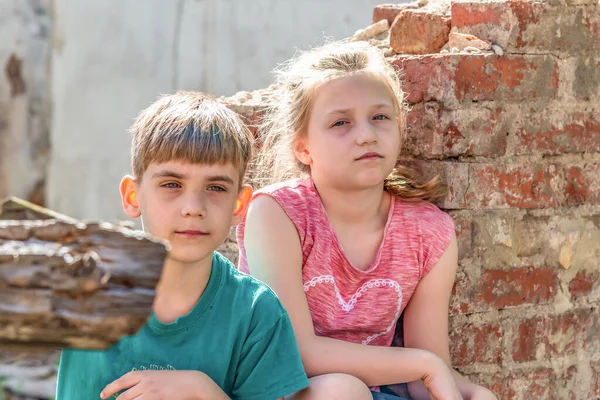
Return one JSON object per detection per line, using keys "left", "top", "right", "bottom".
{"left": 0, "top": 198, "right": 168, "bottom": 351}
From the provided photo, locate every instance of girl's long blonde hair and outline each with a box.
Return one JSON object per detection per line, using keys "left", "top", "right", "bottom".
{"left": 253, "top": 40, "right": 447, "bottom": 202}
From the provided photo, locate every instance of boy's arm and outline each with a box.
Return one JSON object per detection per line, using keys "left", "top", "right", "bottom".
{"left": 243, "top": 196, "right": 459, "bottom": 395}
{"left": 101, "top": 370, "right": 230, "bottom": 400}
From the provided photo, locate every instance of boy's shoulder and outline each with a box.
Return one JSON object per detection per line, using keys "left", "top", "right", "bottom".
{"left": 213, "top": 251, "right": 286, "bottom": 319}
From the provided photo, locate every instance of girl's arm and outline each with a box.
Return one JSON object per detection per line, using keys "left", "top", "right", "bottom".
{"left": 243, "top": 195, "right": 458, "bottom": 394}
{"left": 402, "top": 236, "right": 497, "bottom": 400}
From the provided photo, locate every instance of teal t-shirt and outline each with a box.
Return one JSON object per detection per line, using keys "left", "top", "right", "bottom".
{"left": 56, "top": 252, "right": 309, "bottom": 400}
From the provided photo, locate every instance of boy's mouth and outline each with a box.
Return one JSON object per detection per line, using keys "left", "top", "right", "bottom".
{"left": 175, "top": 230, "right": 209, "bottom": 238}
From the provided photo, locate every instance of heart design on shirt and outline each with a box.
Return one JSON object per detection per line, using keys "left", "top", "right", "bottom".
{"left": 303, "top": 275, "right": 403, "bottom": 345}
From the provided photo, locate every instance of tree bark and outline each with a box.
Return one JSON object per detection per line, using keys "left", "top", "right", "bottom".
{"left": 0, "top": 197, "right": 167, "bottom": 352}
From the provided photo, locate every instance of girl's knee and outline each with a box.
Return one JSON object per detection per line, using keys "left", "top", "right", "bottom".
{"left": 287, "top": 373, "right": 372, "bottom": 400}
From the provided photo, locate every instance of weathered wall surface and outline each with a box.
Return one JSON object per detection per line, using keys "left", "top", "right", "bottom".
{"left": 46, "top": 0, "right": 381, "bottom": 223}
{"left": 0, "top": 0, "right": 50, "bottom": 204}
{"left": 223, "top": 1, "right": 600, "bottom": 398}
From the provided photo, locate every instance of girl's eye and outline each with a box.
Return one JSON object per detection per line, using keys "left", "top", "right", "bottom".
{"left": 332, "top": 120, "right": 348, "bottom": 127}
{"left": 208, "top": 186, "right": 226, "bottom": 192}
{"left": 373, "top": 114, "right": 390, "bottom": 121}
{"left": 162, "top": 182, "right": 181, "bottom": 189}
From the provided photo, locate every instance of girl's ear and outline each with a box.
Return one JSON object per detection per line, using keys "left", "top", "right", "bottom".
{"left": 292, "top": 137, "right": 313, "bottom": 167}
{"left": 120, "top": 176, "right": 141, "bottom": 218}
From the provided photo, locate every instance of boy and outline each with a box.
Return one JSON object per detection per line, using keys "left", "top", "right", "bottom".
{"left": 56, "top": 91, "right": 309, "bottom": 400}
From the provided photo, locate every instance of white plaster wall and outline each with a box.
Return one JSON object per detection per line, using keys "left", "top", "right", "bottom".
{"left": 0, "top": 0, "right": 50, "bottom": 201}
{"left": 47, "top": 0, "right": 381, "bottom": 222}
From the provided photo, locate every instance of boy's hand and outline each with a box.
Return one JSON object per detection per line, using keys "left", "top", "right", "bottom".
{"left": 100, "top": 370, "right": 229, "bottom": 400}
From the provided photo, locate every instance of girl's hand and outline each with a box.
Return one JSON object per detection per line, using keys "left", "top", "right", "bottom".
{"left": 422, "top": 357, "right": 463, "bottom": 400}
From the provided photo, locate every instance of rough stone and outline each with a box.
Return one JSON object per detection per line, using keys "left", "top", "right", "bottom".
{"left": 448, "top": 32, "right": 492, "bottom": 51}
{"left": 390, "top": 10, "right": 451, "bottom": 54}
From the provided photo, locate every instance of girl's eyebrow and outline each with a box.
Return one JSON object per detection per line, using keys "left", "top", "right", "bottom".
{"left": 325, "top": 103, "right": 394, "bottom": 117}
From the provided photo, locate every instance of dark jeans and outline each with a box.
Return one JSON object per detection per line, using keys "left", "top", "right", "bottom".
{"left": 371, "top": 383, "right": 411, "bottom": 400}
{"left": 370, "top": 390, "right": 409, "bottom": 400}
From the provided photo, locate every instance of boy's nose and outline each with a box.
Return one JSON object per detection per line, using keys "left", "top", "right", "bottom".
{"left": 181, "top": 195, "right": 206, "bottom": 217}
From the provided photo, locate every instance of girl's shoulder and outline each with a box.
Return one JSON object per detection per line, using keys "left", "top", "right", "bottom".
{"left": 255, "top": 178, "right": 313, "bottom": 196}
{"left": 392, "top": 197, "right": 454, "bottom": 227}
{"left": 390, "top": 197, "right": 455, "bottom": 245}
{"left": 254, "top": 178, "right": 320, "bottom": 207}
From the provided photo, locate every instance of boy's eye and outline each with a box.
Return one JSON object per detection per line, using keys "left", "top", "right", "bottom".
{"left": 373, "top": 114, "right": 390, "bottom": 121}
{"left": 162, "top": 182, "right": 181, "bottom": 189}
{"left": 207, "top": 185, "right": 226, "bottom": 192}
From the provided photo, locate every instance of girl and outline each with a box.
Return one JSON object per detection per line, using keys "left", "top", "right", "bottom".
{"left": 237, "top": 41, "right": 497, "bottom": 400}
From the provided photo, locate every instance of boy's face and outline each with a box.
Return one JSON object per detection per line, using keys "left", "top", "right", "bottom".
{"left": 120, "top": 161, "right": 252, "bottom": 265}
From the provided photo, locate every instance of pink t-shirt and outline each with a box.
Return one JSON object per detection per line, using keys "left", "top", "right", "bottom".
{"left": 236, "top": 178, "right": 455, "bottom": 347}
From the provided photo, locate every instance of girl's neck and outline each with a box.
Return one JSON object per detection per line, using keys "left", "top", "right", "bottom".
{"left": 312, "top": 176, "right": 390, "bottom": 228}
{"left": 152, "top": 254, "right": 213, "bottom": 323}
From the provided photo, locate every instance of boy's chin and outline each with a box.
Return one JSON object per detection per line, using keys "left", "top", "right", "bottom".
{"left": 166, "top": 249, "right": 213, "bottom": 266}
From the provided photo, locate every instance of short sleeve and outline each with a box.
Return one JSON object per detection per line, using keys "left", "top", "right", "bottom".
{"left": 419, "top": 203, "right": 455, "bottom": 277}
{"left": 232, "top": 311, "right": 309, "bottom": 400}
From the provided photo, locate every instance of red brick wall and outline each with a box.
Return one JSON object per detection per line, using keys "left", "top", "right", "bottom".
{"left": 222, "top": 1, "right": 600, "bottom": 398}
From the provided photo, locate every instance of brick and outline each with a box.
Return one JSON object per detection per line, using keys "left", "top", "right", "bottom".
{"left": 514, "top": 215, "right": 551, "bottom": 257}
{"left": 404, "top": 104, "right": 508, "bottom": 158}
{"left": 569, "top": 269, "right": 599, "bottom": 300}
{"left": 583, "top": 311, "right": 600, "bottom": 358}
{"left": 448, "top": 32, "right": 491, "bottom": 51}
{"left": 373, "top": 3, "right": 418, "bottom": 25}
{"left": 449, "top": 321, "right": 503, "bottom": 366}
{"left": 451, "top": 266, "right": 559, "bottom": 314}
{"left": 572, "top": 56, "right": 600, "bottom": 100}
{"left": 500, "top": 368, "right": 555, "bottom": 400}
{"left": 565, "top": 164, "right": 600, "bottom": 206}
{"left": 554, "top": 365, "right": 580, "bottom": 400}
{"left": 393, "top": 54, "right": 558, "bottom": 105}
{"left": 390, "top": 10, "right": 451, "bottom": 54}
{"left": 478, "top": 267, "right": 559, "bottom": 309}
{"left": 451, "top": 2, "right": 600, "bottom": 54}
{"left": 452, "top": 216, "right": 472, "bottom": 260}
{"left": 472, "top": 365, "right": 598, "bottom": 400}
{"left": 513, "top": 108, "right": 600, "bottom": 156}
{"left": 454, "top": 55, "right": 559, "bottom": 102}
{"left": 392, "top": 54, "right": 455, "bottom": 104}
{"left": 466, "top": 164, "right": 564, "bottom": 209}
{"left": 593, "top": 362, "right": 600, "bottom": 397}
{"left": 450, "top": 271, "right": 475, "bottom": 315}
{"left": 512, "top": 311, "right": 584, "bottom": 362}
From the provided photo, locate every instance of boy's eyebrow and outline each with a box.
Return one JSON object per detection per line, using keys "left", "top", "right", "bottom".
{"left": 152, "top": 170, "right": 186, "bottom": 179}
{"left": 151, "top": 170, "right": 235, "bottom": 185}
{"left": 206, "top": 175, "right": 235, "bottom": 185}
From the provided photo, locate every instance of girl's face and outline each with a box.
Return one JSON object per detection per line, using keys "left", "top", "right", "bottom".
{"left": 295, "top": 72, "right": 401, "bottom": 191}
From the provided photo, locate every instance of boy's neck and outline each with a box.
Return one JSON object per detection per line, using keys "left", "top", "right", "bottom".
{"left": 152, "top": 252, "right": 214, "bottom": 324}
{"left": 313, "top": 179, "right": 389, "bottom": 228}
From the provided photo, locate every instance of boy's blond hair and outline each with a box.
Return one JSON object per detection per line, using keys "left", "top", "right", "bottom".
{"left": 129, "top": 91, "right": 253, "bottom": 182}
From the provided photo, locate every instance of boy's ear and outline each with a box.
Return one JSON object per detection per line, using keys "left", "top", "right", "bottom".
{"left": 120, "top": 175, "right": 141, "bottom": 219}
{"left": 231, "top": 185, "right": 253, "bottom": 226}
{"left": 292, "top": 137, "right": 312, "bottom": 167}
